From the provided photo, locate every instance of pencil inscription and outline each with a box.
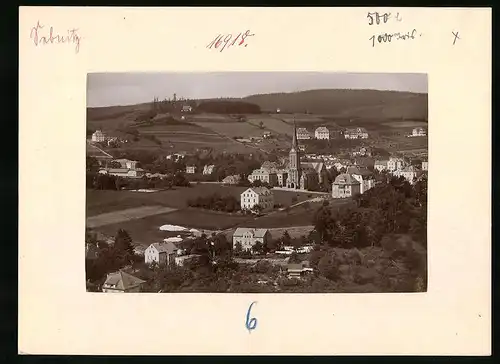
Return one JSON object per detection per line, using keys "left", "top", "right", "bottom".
{"left": 30, "top": 21, "right": 81, "bottom": 53}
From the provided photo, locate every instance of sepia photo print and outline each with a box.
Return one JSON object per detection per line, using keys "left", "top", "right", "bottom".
{"left": 85, "top": 72, "right": 428, "bottom": 294}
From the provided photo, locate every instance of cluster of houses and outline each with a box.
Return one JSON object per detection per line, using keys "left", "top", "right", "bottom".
{"left": 332, "top": 156, "right": 428, "bottom": 199}
{"left": 91, "top": 130, "right": 128, "bottom": 147}
{"left": 407, "top": 127, "right": 427, "bottom": 137}
{"left": 98, "top": 158, "right": 145, "bottom": 179}
{"left": 295, "top": 126, "right": 369, "bottom": 140}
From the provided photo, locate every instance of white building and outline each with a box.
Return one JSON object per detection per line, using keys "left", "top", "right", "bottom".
{"left": 347, "top": 166, "right": 375, "bottom": 194}
{"left": 296, "top": 128, "right": 311, "bottom": 140}
{"left": 387, "top": 157, "right": 406, "bottom": 172}
{"left": 203, "top": 164, "right": 215, "bottom": 175}
{"left": 186, "top": 165, "right": 196, "bottom": 174}
{"left": 98, "top": 159, "right": 144, "bottom": 178}
{"left": 232, "top": 228, "right": 270, "bottom": 252}
{"left": 422, "top": 160, "right": 428, "bottom": 171}
{"left": 393, "top": 165, "right": 423, "bottom": 184}
{"left": 240, "top": 187, "right": 274, "bottom": 212}
{"left": 344, "top": 127, "right": 369, "bottom": 139}
{"left": 92, "top": 130, "right": 106, "bottom": 142}
{"left": 144, "top": 241, "right": 179, "bottom": 266}
{"left": 412, "top": 127, "right": 427, "bottom": 137}
{"left": 181, "top": 105, "right": 193, "bottom": 113}
{"left": 332, "top": 174, "right": 361, "bottom": 199}
{"left": 247, "top": 168, "right": 278, "bottom": 186}
{"left": 374, "top": 160, "right": 389, "bottom": 172}
{"left": 315, "top": 127, "right": 330, "bottom": 140}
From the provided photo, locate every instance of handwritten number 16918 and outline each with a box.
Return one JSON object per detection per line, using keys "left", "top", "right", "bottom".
{"left": 207, "top": 30, "right": 254, "bottom": 52}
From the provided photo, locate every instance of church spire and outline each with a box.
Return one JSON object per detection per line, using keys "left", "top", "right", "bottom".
{"left": 291, "top": 118, "right": 298, "bottom": 150}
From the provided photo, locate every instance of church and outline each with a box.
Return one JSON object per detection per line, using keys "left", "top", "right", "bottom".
{"left": 250, "top": 121, "right": 326, "bottom": 190}
{"left": 285, "top": 122, "right": 322, "bottom": 190}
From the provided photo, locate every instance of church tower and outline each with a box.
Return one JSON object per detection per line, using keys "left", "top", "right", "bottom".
{"left": 287, "top": 119, "right": 301, "bottom": 189}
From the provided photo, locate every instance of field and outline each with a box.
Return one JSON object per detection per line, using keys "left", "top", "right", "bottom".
{"left": 246, "top": 115, "right": 295, "bottom": 136}
{"left": 86, "top": 184, "right": 326, "bottom": 247}
{"left": 86, "top": 206, "right": 178, "bottom": 228}
{"left": 87, "top": 185, "right": 316, "bottom": 216}
{"left": 191, "top": 120, "right": 264, "bottom": 138}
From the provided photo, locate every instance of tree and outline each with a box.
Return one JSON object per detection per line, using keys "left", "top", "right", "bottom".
{"left": 109, "top": 161, "right": 122, "bottom": 169}
{"left": 317, "top": 254, "right": 339, "bottom": 281}
{"left": 259, "top": 121, "right": 264, "bottom": 129}
{"left": 114, "top": 229, "right": 134, "bottom": 261}
{"left": 233, "top": 241, "right": 243, "bottom": 256}
{"left": 252, "top": 241, "right": 264, "bottom": 255}
{"left": 86, "top": 156, "right": 100, "bottom": 173}
{"left": 280, "top": 230, "right": 292, "bottom": 247}
{"left": 313, "top": 205, "right": 335, "bottom": 244}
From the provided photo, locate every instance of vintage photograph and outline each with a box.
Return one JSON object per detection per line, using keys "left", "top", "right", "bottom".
{"left": 85, "top": 72, "right": 428, "bottom": 293}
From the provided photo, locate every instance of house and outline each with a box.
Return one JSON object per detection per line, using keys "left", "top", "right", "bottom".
{"left": 99, "top": 167, "right": 145, "bottom": 179}
{"left": 232, "top": 228, "right": 271, "bottom": 252}
{"left": 332, "top": 173, "right": 361, "bottom": 198}
{"left": 296, "top": 128, "right": 311, "bottom": 140}
{"left": 275, "top": 169, "right": 289, "bottom": 187}
{"left": 166, "top": 152, "right": 187, "bottom": 161}
{"left": 332, "top": 159, "right": 350, "bottom": 171}
{"left": 112, "top": 159, "right": 139, "bottom": 170}
{"left": 374, "top": 160, "right": 389, "bottom": 172}
{"left": 247, "top": 168, "right": 278, "bottom": 186}
{"left": 393, "top": 165, "right": 423, "bottom": 184}
{"left": 344, "top": 127, "right": 369, "bottom": 139}
{"left": 240, "top": 187, "right": 274, "bottom": 212}
{"left": 263, "top": 131, "right": 272, "bottom": 139}
{"left": 102, "top": 270, "right": 146, "bottom": 293}
{"left": 422, "top": 160, "right": 428, "bottom": 171}
{"left": 347, "top": 166, "right": 375, "bottom": 194}
{"left": 315, "top": 127, "right": 330, "bottom": 140}
{"left": 285, "top": 261, "right": 314, "bottom": 279}
{"left": 203, "top": 164, "right": 215, "bottom": 175}
{"left": 181, "top": 105, "right": 193, "bottom": 113}
{"left": 185, "top": 165, "right": 196, "bottom": 174}
{"left": 352, "top": 146, "right": 372, "bottom": 157}
{"left": 412, "top": 127, "right": 426, "bottom": 137}
{"left": 387, "top": 157, "right": 406, "bottom": 172}
{"left": 144, "top": 241, "right": 179, "bottom": 266}
{"left": 91, "top": 130, "right": 106, "bottom": 142}
{"left": 222, "top": 174, "right": 241, "bottom": 185}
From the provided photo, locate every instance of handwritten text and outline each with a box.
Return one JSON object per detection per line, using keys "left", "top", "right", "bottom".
{"left": 245, "top": 301, "right": 258, "bottom": 333}
{"left": 207, "top": 30, "right": 255, "bottom": 52}
{"left": 30, "top": 21, "right": 81, "bottom": 53}
{"left": 367, "top": 11, "right": 403, "bottom": 25}
{"left": 369, "top": 29, "right": 421, "bottom": 47}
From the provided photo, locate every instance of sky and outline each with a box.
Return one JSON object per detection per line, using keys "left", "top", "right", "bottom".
{"left": 87, "top": 72, "right": 428, "bottom": 108}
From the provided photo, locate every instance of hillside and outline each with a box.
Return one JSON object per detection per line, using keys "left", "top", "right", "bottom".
{"left": 242, "top": 89, "right": 428, "bottom": 120}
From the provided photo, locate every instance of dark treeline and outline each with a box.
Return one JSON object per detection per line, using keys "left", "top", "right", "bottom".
{"left": 187, "top": 193, "right": 240, "bottom": 213}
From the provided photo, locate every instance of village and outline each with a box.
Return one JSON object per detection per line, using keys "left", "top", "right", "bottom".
{"left": 86, "top": 104, "right": 428, "bottom": 293}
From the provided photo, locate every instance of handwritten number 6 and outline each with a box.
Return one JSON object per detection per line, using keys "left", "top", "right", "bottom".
{"left": 245, "top": 301, "right": 258, "bottom": 333}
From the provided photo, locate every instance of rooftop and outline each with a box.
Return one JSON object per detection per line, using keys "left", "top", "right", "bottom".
{"left": 104, "top": 270, "right": 146, "bottom": 290}
{"left": 334, "top": 173, "right": 360, "bottom": 185}
{"left": 233, "top": 227, "right": 269, "bottom": 238}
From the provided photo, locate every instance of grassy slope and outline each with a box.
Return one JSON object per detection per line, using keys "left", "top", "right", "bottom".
{"left": 243, "top": 89, "right": 428, "bottom": 120}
